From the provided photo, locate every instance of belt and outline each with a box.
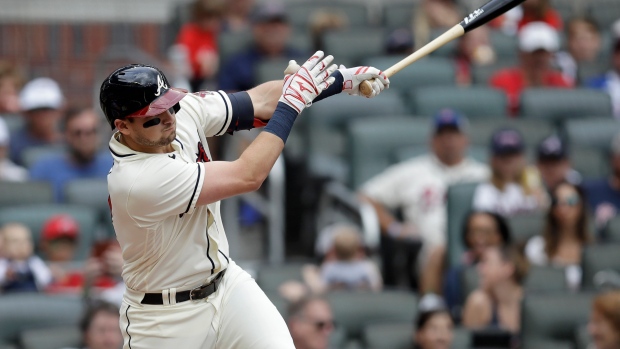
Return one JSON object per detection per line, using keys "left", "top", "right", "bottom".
{"left": 141, "top": 270, "right": 226, "bottom": 305}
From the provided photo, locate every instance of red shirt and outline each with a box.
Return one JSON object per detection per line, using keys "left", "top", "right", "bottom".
{"left": 176, "top": 23, "right": 218, "bottom": 79}
{"left": 490, "top": 67, "right": 572, "bottom": 116}
{"left": 518, "top": 10, "right": 563, "bottom": 31}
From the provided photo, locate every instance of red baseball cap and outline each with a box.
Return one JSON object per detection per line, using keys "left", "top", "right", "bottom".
{"left": 41, "top": 215, "right": 79, "bottom": 241}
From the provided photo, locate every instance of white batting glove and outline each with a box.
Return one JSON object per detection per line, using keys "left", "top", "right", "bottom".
{"left": 339, "top": 65, "right": 390, "bottom": 98}
{"left": 279, "top": 51, "right": 337, "bottom": 113}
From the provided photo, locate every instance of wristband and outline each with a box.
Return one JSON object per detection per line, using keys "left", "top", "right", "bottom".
{"left": 313, "top": 70, "right": 344, "bottom": 103}
{"left": 263, "top": 102, "right": 298, "bottom": 143}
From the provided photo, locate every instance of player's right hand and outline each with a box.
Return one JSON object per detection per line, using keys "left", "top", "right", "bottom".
{"left": 279, "top": 50, "right": 337, "bottom": 114}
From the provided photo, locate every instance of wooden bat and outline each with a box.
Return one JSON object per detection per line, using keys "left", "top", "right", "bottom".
{"left": 359, "top": 0, "right": 526, "bottom": 97}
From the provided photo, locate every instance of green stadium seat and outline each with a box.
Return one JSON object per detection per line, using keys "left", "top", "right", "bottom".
{"left": 574, "top": 325, "right": 590, "bottom": 349}
{"left": 288, "top": 2, "right": 369, "bottom": 29}
{"left": 446, "top": 183, "right": 479, "bottom": 267}
{"left": 565, "top": 118, "right": 620, "bottom": 151}
{"left": 346, "top": 117, "right": 430, "bottom": 188}
{"left": 363, "top": 56, "right": 455, "bottom": 92}
{"left": 393, "top": 144, "right": 488, "bottom": 164}
{"left": 20, "top": 326, "right": 81, "bottom": 349}
{"left": 468, "top": 118, "right": 555, "bottom": 149}
{"left": 0, "top": 343, "right": 17, "bottom": 349}
{"left": 383, "top": 3, "right": 415, "bottom": 29}
{"left": 362, "top": 323, "right": 472, "bottom": 349}
{"left": 0, "top": 181, "right": 54, "bottom": 208}
{"left": 0, "top": 204, "right": 98, "bottom": 260}
{"left": 323, "top": 30, "right": 385, "bottom": 66}
{"left": 255, "top": 59, "right": 289, "bottom": 83}
{"left": 581, "top": 243, "right": 620, "bottom": 290}
{"left": 21, "top": 145, "right": 66, "bottom": 170}
{"left": 327, "top": 291, "right": 417, "bottom": 341}
{"left": 521, "top": 293, "right": 593, "bottom": 347}
{"left": 520, "top": 88, "right": 612, "bottom": 121}
{"left": 218, "top": 31, "right": 311, "bottom": 64}
{"left": 65, "top": 178, "right": 114, "bottom": 238}
{"left": 506, "top": 212, "right": 545, "bottom": 243}
{"left": 606, "top": 216, "right": 620, "bottom": 243}
{"left": 2, "top": 116, "right": 23, "bottom": 134}
{"left": 490, "top": 31, "right": 518, "bottom": 58}
{"left": 589, "top": 3, "right": 620, "bottom": 29}
{"left": 255, "top": 263, "right": 305, "bottom": 294}
{"left": 428, "top": 28, "right": 458, "bottom": 58}
{"left": 0, "top": 294, "right": 83, "bottom": 345}
{"left": 571, "top": 146, "right": 609, "bottom": 180}
{"left": 408, "top": 86, "right": 508, "bottom": 118}
{"left": 471, "top": 59, "right": 517, "bottom": 85}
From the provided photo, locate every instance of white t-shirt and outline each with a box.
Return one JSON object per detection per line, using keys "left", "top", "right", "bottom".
{"left": 108, "top": 91, "right": 234, "bottom": 293}
{"left": 472, "top": 182, "right": 538, "bottom": 217}
{"left": 362, "top": 154, "right": 489, "bottom": 248}
{"left": 524, "top": 235, "right": 582, "bottom": 291}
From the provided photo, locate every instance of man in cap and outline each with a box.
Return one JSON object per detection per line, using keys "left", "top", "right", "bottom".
{"left": 490, "top": 21, "right": 572, "bottom": 116}
{"left": 536, "top": 134, "right": 581, "bottom": 191}
{"left": 586, "top": 18, "right": 620, "bottom": 119}
{"left": 100, "top": 49, "right": 388, "bottom": 349}
{"left": 360, "top": 109, "right": 489, "bottom": 290}
{"left": 10, "top": 77, "right": 64, "bottom": 165}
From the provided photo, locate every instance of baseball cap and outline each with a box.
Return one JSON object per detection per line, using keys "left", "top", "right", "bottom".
{"left": 518, "top": 22, "right": 560, "bottom": 53}
{"left": 386, "top": 29, "right": 414, "bottom": 54}
{"left": 19, "top": 77, "right": 64, "bottom": 111}
{"left": 252, "top": 2, "right": 288, "bottom": 24}
{"left": 432, "top": 108, "right": 468, "bottom": 134}
{"left": 537, "top": 135, "right": 568, "bottom": 161}
{"left": 490, "top": 128, "right": 525, "bottom": 155}
{"left": 41, "top": 214, "right": 79, "bottom": 241}
{"left": 0, "top": 117, "right": 9, "bottom": 147}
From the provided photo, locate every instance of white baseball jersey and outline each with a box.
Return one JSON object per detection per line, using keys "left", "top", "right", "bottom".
{"left": 108, "top": 91, "right": 234, "bottom": 293}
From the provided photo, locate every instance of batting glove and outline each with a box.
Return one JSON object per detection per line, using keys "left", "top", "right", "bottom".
{"left": 279, "top": 51, "right": 337, "bottom": 114}
{"left": 339, "top": 65, "right": 390, "bottom": 98}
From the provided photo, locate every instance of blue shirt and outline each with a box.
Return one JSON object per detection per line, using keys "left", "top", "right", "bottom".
{"left": 582, "top": 178, "right": 620, "bottom": 212}
{"left": 10, "top": 127, "right": 60, "bottom": 166}
{"left": 218, "top": 46, "right": 305, "bottom": 92}
{"left": 30, "top": 151, "right": 112, "bottom": 202}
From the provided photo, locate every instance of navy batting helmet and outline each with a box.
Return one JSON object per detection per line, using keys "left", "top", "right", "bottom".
{"left": 99, "top": 64, "right": 187, "bottom": 129}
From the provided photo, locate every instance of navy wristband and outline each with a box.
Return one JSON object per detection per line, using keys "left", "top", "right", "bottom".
{"left": 313, "top": 70, "right": 344, "bottom": 103}
{"left": 263, "top": 102, "right": 298, "bottom": 143}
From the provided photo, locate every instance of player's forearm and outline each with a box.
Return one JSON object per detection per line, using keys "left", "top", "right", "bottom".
{"left": 247, "top": 80, "right": 284, "bottom": 122}
{"left": 359, "top": 194, "right": 398, "bottom": 232}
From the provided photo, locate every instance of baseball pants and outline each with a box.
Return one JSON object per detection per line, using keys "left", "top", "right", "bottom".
{"left": 119, "top": 261, "right": 295, "bottom": 349}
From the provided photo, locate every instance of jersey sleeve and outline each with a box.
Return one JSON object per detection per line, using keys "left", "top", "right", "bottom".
{"left": 180, "top": 91, "right": 234, "bottom": 137}
{"left": 127, "top": 158, "right": 205, "bottom": 225}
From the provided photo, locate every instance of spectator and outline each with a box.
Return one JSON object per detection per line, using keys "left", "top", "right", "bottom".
{"left": 386, "top": 28, "right": 414, "bottom": 56}
{"left": 0, "top": 116, "right": 27, "bottom": 181}
{"left": 30, "top": 108, "right": 112, "bottom": 202}
{"left": 360, "top": 109, "right": 489, "bottom": 289}
{"left": 40, "top": 214, "right": 83, "bottom": 293}
{"left": 455, "top": 26, "right": 496, "bottom": 86}
{"left": 62, "top": 301, "right": 123, "bottom": 349}
{"left": 442, "top": 211, "right": 512, "bottom": 316}
{"left": 555, "top": 17, "right": 602, "bottom": 85}
{"left": 517, "top": 0, "right": 563, "bottom": 31}
{"left": 0, "top": 61, "right": 22, "bottom": 116}
{"left": 536, "top": 134, "right": 581, "bottom": 191}
{"left": 0, "top": 223, "right": 52, "bottom": 293}
{"left": 583, "top": 132, "right": 620, "bottom": 231}
{"left": 473, "top": 128, "right": 546, "bottom": 216}
{"left": 222, "top": 0, "right": 255, "bottom": 33}
{"left": 525, "top": 182, "right": 591, "bottom": 290}
{"left": 176, "top": 0, "right": 225, "bottom": 92}
{"left": 588, "top": 291, "right": 620, "bottom": 349}
{"left": 287, "top": 296, "right": 334, "bottom": 349}
{"left": 10, "top": 77, "right": 64, "bottom": 165}
{"left": 413, "top": 0, "right": 462, "bottom": 50}
{"left": 586, "top": 19, "right": 620, "bottom": 119}
{"left": 218, "top": 2, "right": 303, "bottom": 91}
{"left": 462, "top": 246, "right": 528, "bottom": 333}
{"left": 414, "top": 294, "right": 454, "bottom": 349}
{"left": 490, "top": 22, "right": 571, "bottom": 116}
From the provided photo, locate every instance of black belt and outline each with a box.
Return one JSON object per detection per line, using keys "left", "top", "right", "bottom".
{"left": 141, "top": 270, "right": 226, "bottom": 305}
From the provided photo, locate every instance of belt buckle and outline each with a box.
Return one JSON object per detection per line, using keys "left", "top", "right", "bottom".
{"left": 189, "top": 284, "right": 205, "bottom": 301}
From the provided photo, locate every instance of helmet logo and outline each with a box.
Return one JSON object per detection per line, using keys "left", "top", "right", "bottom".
{"left": 154, "top": 75, "right": 168, "bottom": 97}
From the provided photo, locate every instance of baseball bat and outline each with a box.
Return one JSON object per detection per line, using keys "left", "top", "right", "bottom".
{"left": 359, "top": 0, "right": 526, "bottom": 97}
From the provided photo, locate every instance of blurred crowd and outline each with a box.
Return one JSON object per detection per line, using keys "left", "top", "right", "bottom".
{"left": 1, "top": 0, "right": 620, "bottom": 348}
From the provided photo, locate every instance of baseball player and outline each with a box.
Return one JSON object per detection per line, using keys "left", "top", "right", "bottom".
{"left": 99, "top": 50, "right": 389, "bottom": 349}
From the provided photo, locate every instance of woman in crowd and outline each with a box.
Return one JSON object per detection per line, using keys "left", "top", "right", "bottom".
{"left": 525, "top": 182, "right": 591, "bottom": 290}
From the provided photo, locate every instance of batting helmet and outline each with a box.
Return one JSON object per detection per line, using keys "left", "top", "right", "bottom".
{"left": 99, "top": 64, "right": 187, "bottom": 129}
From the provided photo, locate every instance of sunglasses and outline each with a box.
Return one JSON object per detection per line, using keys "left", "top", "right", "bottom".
{"left": 69, "top": 128, "right": 97, "bottom": 137}
{"left": 300, "top": 318, "right": 335, "bottom": 331}
{"left": 554, "top": 194, "right": 580, "bottom": 207}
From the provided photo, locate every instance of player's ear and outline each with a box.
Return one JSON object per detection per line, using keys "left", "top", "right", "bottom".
{"left": 115, "top": 119, "right": 131, "bottom": 135}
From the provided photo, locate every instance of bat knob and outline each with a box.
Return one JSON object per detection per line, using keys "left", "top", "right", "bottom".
{"left": 359, "top": 80, "right": 374, "bottom": 98}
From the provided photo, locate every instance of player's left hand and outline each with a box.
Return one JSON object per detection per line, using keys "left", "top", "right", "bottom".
{"left": 339, "top": 65, "right": 390, "bottom": 98}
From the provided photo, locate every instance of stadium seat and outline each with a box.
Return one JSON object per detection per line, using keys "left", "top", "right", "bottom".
{"left": 0, "top": 204, "right": 98, "bottom": 260}
{"left": 327, "top": 291, "right": 417, "bottom": 341}
{"left": 446, "top": 182, "right": 479, "bottom": 268}
{"left": 506, "top": 212, "right": 545, "bottom": 243}
{"left": 306, "top": 91, "right": 407, "bottom": 183}
{"left": 428, "top": 28, "right": 458, "bottom": 58}
{"left": 408, "top": 86, "right": 508, "bottom": 118}
{"left": 323, "top": 30, "right": 385, "bottom": 67}
{"left": 287, "top": 2, "right": 369, "bottom": 29}
{"left": 490, "top": 31, "right": 518, "bottom": 58}
{"left": 393, "top": 144, "right": 488, "bottom": 164}
{"left": 2, "top": 116, "right": 23, "bottom": 134}
{"left": 589, "top": 3, "right": 620, "bottom": 29}
{"left": 0, "top": 294, "right": 83, "bottom": 345}
{"left": 467, "top": 118, "right": 555, "bottom": 150}
{"left": 520, "top": 89, "right": 612, "bottom": 121}
{"left": 605, "top": 216, "right": 620, "bottom": 243}
{"left": 383, "top": 3, "right": 415, "bottom": 29}
{"left": 581, "top": 243, "right": 620, "bottom": 290}
{"left": 362, "top": 322, "right": 471, "bottom": 349}
{"left": 218, "top": 31, "right": 311, "bottom": 64}
{"left": 0, "top": 181, "right": 54, "bottom": 208}
{"left": 255, "top": 263, "right": 305, "bottom": 294}
{"left": 64, "top": 178, "right": 114, "bottom": 238}
{"left": 346, "top": 117, "right": 430, "bottom": 188}
{"left": 0, "top": 343, "right": 17, "bottom": 349}
{"left": 571, "top": 146, "right": 609, "bottom": 180}
{"left": 20, "top": 326, "right": 81, "bottom": 349}
{"left": 471, "top": 59, "right": 517, "bottom": 84}
{"left": 574, "top": 325, "right": 590, "bottom": 349}
{"left": 565, "top": 117, "right": 620, "bottom": 151}
{"left": 363, "top": 56, "right": 455, "bottom": 92}
{"left": 21, "top": 145, "right": 66, "bottom": 170}
{"left": 521, "top": 293, "right": 593, "bottom": 347}
{"left": 255, "top": 59, "right": 289, "bottom": 83}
